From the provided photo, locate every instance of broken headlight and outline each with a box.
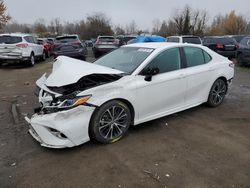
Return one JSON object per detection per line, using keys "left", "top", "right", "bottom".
{"left": 58, "top": 95, "right": 92, "bottom": 109}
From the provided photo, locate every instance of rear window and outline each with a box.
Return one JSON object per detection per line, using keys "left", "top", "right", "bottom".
{"left": 183, "top": 37, "right": 201, "bottom": 44}
{"left": 167, "top": 37, "right": 180, "bottom": 43}
{"left": 204, "top": 37, "right": 236, "bottom": 45}
{"left": 56, "top": 36, "right": 78, "bottom": 43}
{"left": 0, "top": 36, "right": 22, "bottom": 44}
{"left": 99, "top": 37, "right": 115, "bottom": 42}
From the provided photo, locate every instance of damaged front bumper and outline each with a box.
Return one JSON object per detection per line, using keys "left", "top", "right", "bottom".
{"left": 25, "top": 105, "right": 95, "bottom": 148}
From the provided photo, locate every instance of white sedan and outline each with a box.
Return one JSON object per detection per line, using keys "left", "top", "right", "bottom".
{"left": 25, "top": 42, "right": 234, "bottom": 148}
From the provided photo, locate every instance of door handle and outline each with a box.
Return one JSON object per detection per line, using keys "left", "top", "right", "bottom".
{"left": 178, "top": 74, "right": 186, "bottom": 79}
{"left": 209, "top": 67, "right": 216, "bottom": 71}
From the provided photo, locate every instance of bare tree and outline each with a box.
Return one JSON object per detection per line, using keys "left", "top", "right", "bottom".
{"left": 3, "top": 21, "right": 31, "bottom": 33}
{"left": 85, "top": 12, "right": 113, "bottom": 38}
{"left": 152, "top": 19, "right": 161, "bottom": 35}
{"left": 48, "top": 18, "right": 62, "bottom": 35}
{"left": 114, "top": 25, "right": 125, "bottom": 35}
{"left": 0, "top": 0, "right": 10, "bottom": 31}
{"left": 33, "top": 19, "right": 47, "bottom": 36}
{"left": 125, "top": 20, "right": 138, "bottom": 34}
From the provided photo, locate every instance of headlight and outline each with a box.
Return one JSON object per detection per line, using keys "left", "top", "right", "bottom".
{"left": 58, "top": 95, "right": 91, "bottom": 109}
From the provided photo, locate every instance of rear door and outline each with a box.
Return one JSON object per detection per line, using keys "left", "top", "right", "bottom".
{"left": 182, "top": 46, "right": 215, "bottom": 106}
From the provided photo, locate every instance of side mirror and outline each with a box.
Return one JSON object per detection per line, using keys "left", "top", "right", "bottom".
{"left": 142, "top": 67, "right": 159, "bottom": 82}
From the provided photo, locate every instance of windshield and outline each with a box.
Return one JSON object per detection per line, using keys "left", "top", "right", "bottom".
{"left": 94, "top": 47, "right": 154, "bottom": 74}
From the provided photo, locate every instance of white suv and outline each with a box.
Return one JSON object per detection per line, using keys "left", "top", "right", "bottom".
{"left": 0, "top": 33, "right": 45, "bottom": 66}
{"left": 167, "top": 35, "right": 202, "bottom": 45}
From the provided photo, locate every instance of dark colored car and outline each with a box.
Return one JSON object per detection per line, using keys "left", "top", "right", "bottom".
{"left": 37, "top": 38, "right": 53, "bottom": 58}
{"left": 85, "top": 40, "right": 93, "bottom": 47}
{"left": 92, "top": 36, "right": 119, "bottom": 58}
{"left": 229, "top": 35, "right": 246, "bottom": 44}
{"left": 237, "top": 36, "right": 250, "bottom": 66}
{"left": 203, "top": 37, "right": 238, "bottom": 59}
{"left": 53, "top": 35, "right": 87, "bottom": 60}
{"left": 117, "top": 35, "right": 137, "bottom": 46}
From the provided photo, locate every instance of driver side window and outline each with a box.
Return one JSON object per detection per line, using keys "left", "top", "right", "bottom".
{"left": 145, "top": 48, "right": 181, "bottom": 74}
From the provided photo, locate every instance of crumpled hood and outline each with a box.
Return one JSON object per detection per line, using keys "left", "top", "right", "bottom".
{"left": 45, "top": 56, "right": 124, "bottom": 87}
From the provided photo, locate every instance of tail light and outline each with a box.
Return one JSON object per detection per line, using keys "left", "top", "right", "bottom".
{"left": 16, "top": 43, "right": 28, "bottom": 48}
{"left": 72, "top": 41, "right": 81, "bottom": 45}
{"left": 229, "top": 61, "right": 235, "bottom": 68}
{"left": 216, "top": 43, "right": 224, "bottom": 49}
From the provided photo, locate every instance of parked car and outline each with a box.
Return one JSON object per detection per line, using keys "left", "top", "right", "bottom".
{"left": 228, "top": 35, "right": 246, "bottom": 44}
{"left": 202, "top": 36, "right": 238, "bottom": 59}
{"left": 85, "top": 40, "right": 93, "bottom": 47}
{"left": 167, "top": 35, "right": 202, "bottom": 44}
{"left": 53, "top": 35, "right": 87, "bottom": 60}
{"left": 117, "top": 35, "right": 137, "bottom": 46}
{"left": 0, "top": 33, "right": 45, "bottom": 66}
{"left": 25, "top": 43, "right": 234, "bottom": 148}
{"left": 92, "top": 36, "right": 119, "bottom": 58}
{"left": 237, "top": 36, "right": 250, "bottom": 66}
{"left": 127, "top": 35, "right": 166, "bottom": 44}
{"left": 37, "top": 38, "right": 53, "bottom": 58}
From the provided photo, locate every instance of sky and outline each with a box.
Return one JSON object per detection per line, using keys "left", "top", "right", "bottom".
{"left": 4, "top": 0, "right": 250, "bottom": 30}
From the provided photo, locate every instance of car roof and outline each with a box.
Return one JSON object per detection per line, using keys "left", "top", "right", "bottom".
{"left": 168, "top": 35, "right": 200, "bottom": 38}
{"left": 125, "top": 42, "right": 202, "bottom": 50}
{"left": 98, "top": 36, "right": 114, "bottom": 38}
{"left": 0, "top": 33, "right": 32, "bottom": 37}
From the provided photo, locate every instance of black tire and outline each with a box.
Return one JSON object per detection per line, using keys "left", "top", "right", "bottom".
{"left": 41, "top": 51, "right": 46, "bottom": 61}
{"left": 27, "top": 53, "right": 35, "bottom": 67}
{"left": 207, "top": 79, "right": 227, "bottom": 107}
{"left": 237, "top": 54, "right": 244, "bottom": 67}
{"left": 90, "top": 100, "right": 131, "bottom": 144}
{"left": 46, "top": 51, "right": 51, "bottom": 58}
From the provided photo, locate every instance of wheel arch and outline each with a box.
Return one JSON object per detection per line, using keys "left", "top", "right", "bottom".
{"left": 207, "top": 76, "right": 228, "bottom": 101}
{"left": 88, "top": 98, "right": 135, "bottom": 138}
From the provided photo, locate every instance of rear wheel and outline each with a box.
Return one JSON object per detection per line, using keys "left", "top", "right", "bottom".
{"left": 207, "top": 79, "right": 227, "bottom": 107}
{"left": 90, "top": 100, "right": 131, "bottom": 144}
{"left": 27, "top": 53, "right": 35, "bottom": 66}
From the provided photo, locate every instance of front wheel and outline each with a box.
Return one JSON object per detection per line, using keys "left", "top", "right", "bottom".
{"left": 207, "top": 79, "right": 227, "bottom": 107}
{"left": 90, "top": 100, "right": 131, "bottom": 144}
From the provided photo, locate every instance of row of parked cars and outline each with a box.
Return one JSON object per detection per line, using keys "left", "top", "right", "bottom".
{"left": 0, "top": 33, "right": 88, "bottom": 66}
{"left": 167, "top": 35, "right": 250, "bottom": 66}
{"left": 1, "top": 33, "right": 249, "bottom": 67}
{"left": 90, "top": 34, "right": 250, "bottom": 66}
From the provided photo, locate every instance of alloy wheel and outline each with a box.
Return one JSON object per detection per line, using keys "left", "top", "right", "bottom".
{"left": 98, "top": 105, "right": 129, "bottom": 140}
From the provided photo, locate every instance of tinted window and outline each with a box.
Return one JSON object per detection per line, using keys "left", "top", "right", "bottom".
{"left": 98, "top": 37, "right": 115, "bottom": 42}
{"left": 204, "top": 37, "right": 236, "bottom": 45}
{"left": 94, "top": 47, "right": 153, "bottom": 74}
{"left": 167, "top": 37, "right": 180, "bottom": 43}
{"left": 24, "top": 36, "right": 36, "bottom": 43}
{"left": 145, "top": 48, "right": 181, "bottom": 74}
{"left": 203, "top": 51, "right": 212, "bottom": 63}
{"left": 240, "top": 37, "right": 250, "bottom": 46}
{"left": 183, "top": 37, "right": 201, "bottom": 44}
{"left": 56, "top": 36, "right": 78, "bottom": 43}
{"left": 0, "top": 36, "right": 22, "bottom": 44}
{"left": 184, "top": 47, "right": 205, "bottom": 67}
